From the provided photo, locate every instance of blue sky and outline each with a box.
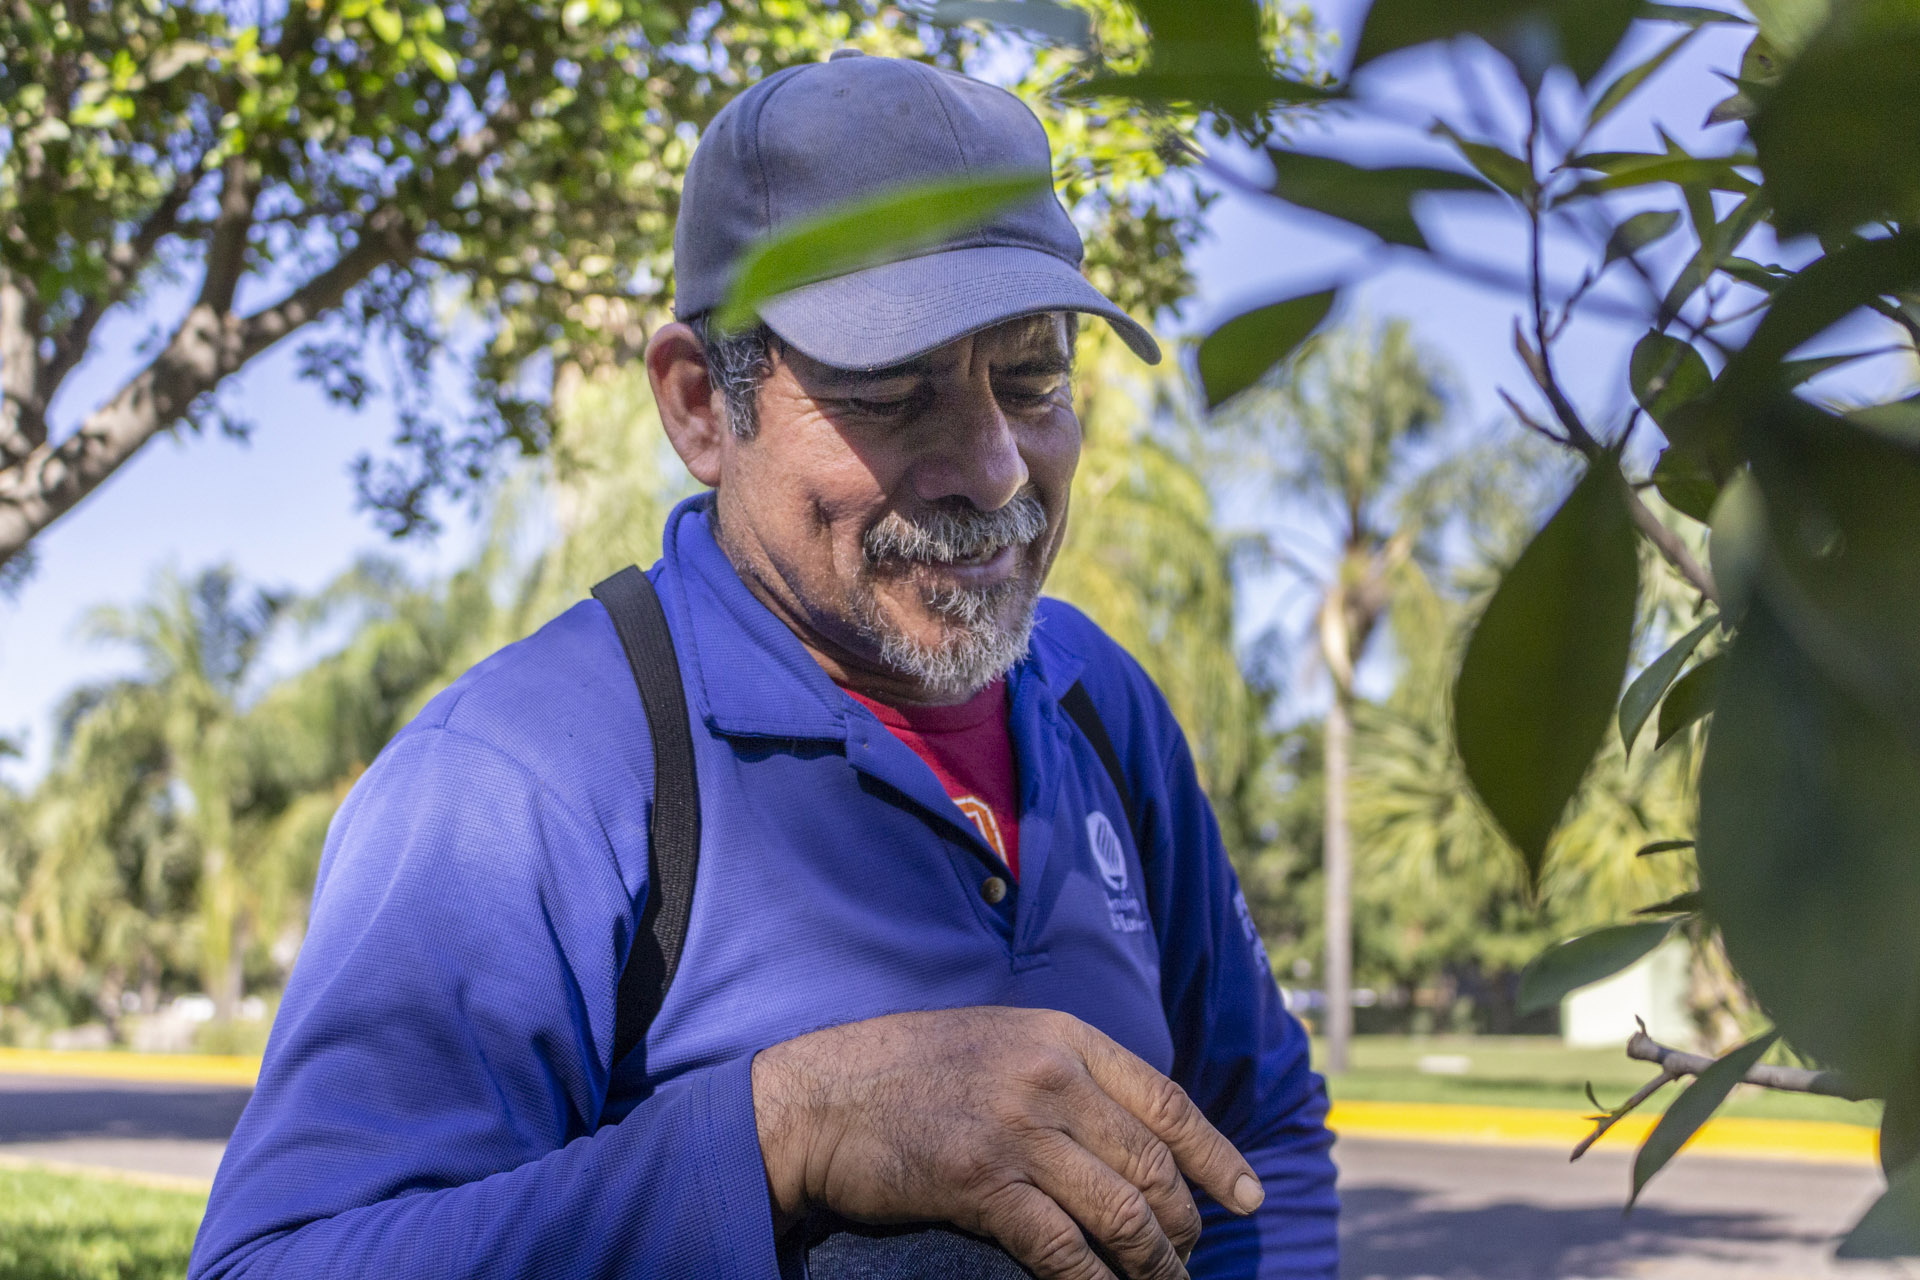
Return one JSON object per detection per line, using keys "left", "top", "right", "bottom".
{"left": 0, "top": 6, "right": 1811, "bottom": 781}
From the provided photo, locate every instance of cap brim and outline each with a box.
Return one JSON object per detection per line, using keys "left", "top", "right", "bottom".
{"left": 756, "top": 244, "right": 1161, "bottom": 370}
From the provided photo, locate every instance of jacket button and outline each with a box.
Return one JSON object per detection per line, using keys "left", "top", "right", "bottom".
{"left": 980, "top": 876, "right": 1008, "bottom": 905}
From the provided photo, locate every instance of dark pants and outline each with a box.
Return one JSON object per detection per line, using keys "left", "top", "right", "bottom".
{"left": 805, "top": 1221, "right": 1039, "bottom": 1279}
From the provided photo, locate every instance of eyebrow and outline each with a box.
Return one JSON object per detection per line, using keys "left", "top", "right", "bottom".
{"left": 816, "top": 349, "right": 1071, "bottom": 392}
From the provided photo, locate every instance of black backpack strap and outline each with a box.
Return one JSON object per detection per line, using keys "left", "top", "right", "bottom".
{"left": 1059, "top": 680, "right": 1139, "bottom": 843}
{"left": 591, "top": 566, "right": 700, "bottom": 1068}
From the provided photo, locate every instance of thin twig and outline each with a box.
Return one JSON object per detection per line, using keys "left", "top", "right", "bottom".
{"left": 1571, "top": 1069, "right": 1677, "bottom": 1162}
{"left": 1627, "top": 1029, "right": 1870, "bottom": 1101}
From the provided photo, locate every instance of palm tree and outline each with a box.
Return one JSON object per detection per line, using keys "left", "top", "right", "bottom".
{"left": 1220, "top": 319, "right": 1448, "bottom": 1073}
{"left": 84, "top": 567, "right": 281, "bottom": 1022}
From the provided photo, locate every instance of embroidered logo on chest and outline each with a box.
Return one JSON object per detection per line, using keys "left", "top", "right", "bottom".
{"left": 1087, "top": 811, "right": 1148, "bottom": 933}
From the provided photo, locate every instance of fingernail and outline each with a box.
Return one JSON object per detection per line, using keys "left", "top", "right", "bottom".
{"left": 1232, "top": 1173, "right": 1264, "bottom": 1213}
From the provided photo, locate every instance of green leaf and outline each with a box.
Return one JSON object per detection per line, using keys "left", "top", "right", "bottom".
{"left": 417, "top": 36, "right": 458, "bottom": 82}
{"left": 1644, "top": 3, "right": 1753, "bottom": 24}
{"left": 1263, "top": 150, "right": 1487, "bottom": 250}
{"left": 1651, "top": 441, "right": 1722, "bottom": 522}
{"left": 1196, "top": 290, "right": 1337, "bottom": 410}
{"left": 1659, "top": 190, "right": 1768, "bottom": 320}
{"left": 1839, "top": 1158, "right": 1920, "bottom": 1258}
{"left": 929, "top": 0, "right": 1091, "bottom": 47}
{"left": 1454, "top": 462, "right": 1640, "bottom": 883}
{"left": 1620, "top": 614, "right": 1719, "bottom": 754}
{"left": 1744, "top": 0, "right": 1830, "bottom": 56}
{"left": 1656, "top": 651, "right": 1722, "bottom": 748}
{"left": 715, "top": 172, "right": 1047, "bottom": 331}
{"left": 1697, "top": 411, "right": 1920, "bottom": 1101}
{"left": 1708, "top": 473, "right": 1766, "bottom": 626}
{"left": 1635, "top": 890, "right": 1705, "bottom": 915}
{"left": 1429, "top": 122, "right": 1532, "bottom": 198}
{"left": 368, "top": 3, "right": 403, "bottom": 43}
{"left": 1353, "top": 0, "right": 1640, "bottom": 84}
{"left": 1517, "top": 920, "right": 1677, "bottom": 1016}
{"left": 1604, "top": 210, "right": 1680, "bottom": 266}
{"left": 1568, "top": 150, "right": 1757, "bottom": 198}
{"left": 1781, "top": 352, "right": 1863, "bottom": 388}
{"left": 1590, "top": 28, "right": 1697, "bottom": 125}
{"left": 1636, "top": 838, "right": 1695, "bottom": 857}
{"left": 1630, "top": 1031, "right": 1780, "bottom": 1204}
{"left": 1066, "top": 71, "right": 1333, "bottom": 116}
{"left": 1752, "top": 2, "right": 1920, "bottom": 236}
{"left": 1630, "top": 332, "right": 1712, "bottom": 428}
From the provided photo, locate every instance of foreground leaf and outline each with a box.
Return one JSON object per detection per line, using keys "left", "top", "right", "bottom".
{"left": 1454, "top": 462, "right": 1640, "bottom": 883}
{"left": 929, "top": 0, "right": 1091, "bottom": 45}
{"left": 1698, "top": 410, "right": 1920, "bottom": 1100}
{"left": 1655, "top": 652, "right": 1722, "bottom": 748}
{"left": 1620, "top": 614, "right": 1719, "bottom": 754}
{"left": 1263, "top": 151, "right": 1486, "bottom": 249}
{"left": 1631, "top": 1031, "right": 1780, "bottom": 1205}
{"left": 1839, "top": 1158, "right": 1920, "bottom": 1258}
{"left": 1517, "top": 920, "right": 1676, "bottom": 1016}
{"left": 1196, "top": 290, "right": 1337, "bottom": 410}
{"left": 1604, "top": 210, "right": 1681, "bottom": 266}
{"left": 716, "top": 172, "right": 1047, "bottom": 330}
{"left": 1630, "top": 333, "right": 1713, "bottom": 428}
{"left": 1636, "top": 838, "right": 1695, "bottom": 857}
{"left": 1353, "top": 0, "right": 1640, "bottom": 83}
{"left": 1635, "top": 890, "right": 1704, "bottom": 916}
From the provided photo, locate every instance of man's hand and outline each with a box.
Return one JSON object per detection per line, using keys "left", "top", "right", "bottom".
{"left": 751, "top": 1006, "right": 1264, "bottom": 1280}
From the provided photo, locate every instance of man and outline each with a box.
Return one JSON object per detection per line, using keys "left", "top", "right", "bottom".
{"left": 190, "top": 51, "right": 1337, "bottom": 1280}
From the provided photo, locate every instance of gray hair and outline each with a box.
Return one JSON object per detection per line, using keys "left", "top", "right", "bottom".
{"left": 686, "top": 311, "right": 1080, "bottom": 441}
{"left": 687, "top": 314, "right": 779, "bottom": 439}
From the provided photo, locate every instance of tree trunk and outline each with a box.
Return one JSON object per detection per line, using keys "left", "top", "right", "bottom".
{"left": 1323, "top": 685, "right": 1354, "bottom": 1074}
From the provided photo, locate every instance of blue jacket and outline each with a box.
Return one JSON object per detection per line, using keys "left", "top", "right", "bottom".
{"left": 190, "top": 494, "right": 1338, "bottom": 1278}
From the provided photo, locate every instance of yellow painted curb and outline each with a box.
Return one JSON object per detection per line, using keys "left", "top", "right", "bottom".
{"left": 1328, "top": 1100, "right": 1878, "bottom": 1166}
{"left": 0, "top": 1047, "right": 259, "bottom": 1087}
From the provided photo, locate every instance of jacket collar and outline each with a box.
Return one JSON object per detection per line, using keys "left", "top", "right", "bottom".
{"left": 655, "top": 494, "right": 1086, "bottom": 742}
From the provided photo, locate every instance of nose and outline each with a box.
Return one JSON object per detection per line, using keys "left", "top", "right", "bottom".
{"left": 911, "top": 383, "right": 1029, "bottom": 513}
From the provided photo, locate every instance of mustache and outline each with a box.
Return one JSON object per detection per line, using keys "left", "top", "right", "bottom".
{"left": 863, "top": 492, "right": 1050, "bottom": 565}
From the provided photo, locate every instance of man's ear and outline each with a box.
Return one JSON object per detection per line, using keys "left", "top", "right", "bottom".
{"left": 648, "top": 322, "right": 728, "bottom": 487}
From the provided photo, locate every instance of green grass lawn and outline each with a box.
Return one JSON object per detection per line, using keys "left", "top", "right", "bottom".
{"left": 0, "top": 1166, "right": 205, "bottom": 1280}
{"left": 1316, "top": 1034, "right": 1882, "bottom": 1127}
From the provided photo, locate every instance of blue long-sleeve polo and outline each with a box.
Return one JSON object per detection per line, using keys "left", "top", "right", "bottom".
{"left": 189, "top": 493, "right": 1337, "bottom": 1278}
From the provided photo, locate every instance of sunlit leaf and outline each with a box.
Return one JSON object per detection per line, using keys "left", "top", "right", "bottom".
{"left": 1744, "top": 0, "right": 1831, "bottom": 55}
{"left": 1604, "top": 210, "right": 1681, "bottom": 265}
{"left": 1263, "top": 150, "right": 1487, "bottom": 250}
{"left": 1067, "top": 72, "right": 1333, "bottom": 115}
{"left": 1620, "top": 614, "right": 1718, "bottom": 754}
{"left": 1517, "top": 920, "right": 1676, "bottom": 1015}
{"left": 1454, "top": 462, "right": 1640, "bottom": 883}
{"left": 716, "top": 172, "right": 1047, "bottom": 331}
{"left": 1196, "top": 289, "right": 1337, "bottom": 410}
{"left": 1635, "top": 890, "right": 1704, "bottom": 916}
{"left": 1644, "top": 3, "right": 1753, "bottom": 24}
{"left": 1655, "top": 651, "right": 1722, "bottom": 748}
{"left": 1630, "top": 1031, "right": 1779, "bottom": 1204}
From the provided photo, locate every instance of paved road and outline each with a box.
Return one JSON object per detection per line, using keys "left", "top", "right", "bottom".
{"left": 1, "top": 1070, "right": 1911, "bottom": 1277}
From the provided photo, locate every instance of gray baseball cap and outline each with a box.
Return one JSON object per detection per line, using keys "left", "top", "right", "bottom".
{"left": 672, "top": 51, "right": 1161, "bottom": 369}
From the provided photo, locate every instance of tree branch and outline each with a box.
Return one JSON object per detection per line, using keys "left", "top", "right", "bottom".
{"left": 43, "top": 166, "right": 204, "bottom": 398}
{"left": 1571, "top": 1068, "right": 1676, "bottom": 1162}
{"left": 0, "top": 271, "right": 46, "bottom": 465}
{"left": 1627, "top": 1029, "right": 1871, "bottom": 1101}
{"left": 0, "top": 208, "right": 415, "bottom": 568}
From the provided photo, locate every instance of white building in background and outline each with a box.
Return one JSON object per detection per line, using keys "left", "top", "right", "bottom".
{"left": 1562, "top": 936, "right": 1695, "bottom": 1049}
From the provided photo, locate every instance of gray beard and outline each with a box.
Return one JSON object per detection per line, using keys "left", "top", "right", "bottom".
{"left": 850, "top": 493, "right": 1049, "bottom": 701}
{"left": 850, "top": 573, "right": 1041, "bottom": 702}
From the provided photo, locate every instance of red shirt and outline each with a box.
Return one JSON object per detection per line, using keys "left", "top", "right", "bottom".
{"left": 844, "top": 679, "right": 1021, "bottom": 878}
